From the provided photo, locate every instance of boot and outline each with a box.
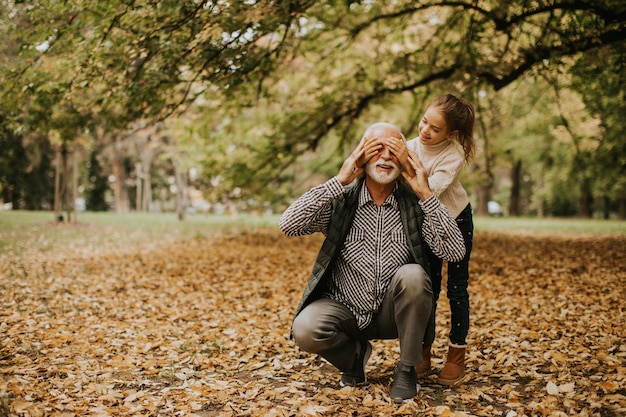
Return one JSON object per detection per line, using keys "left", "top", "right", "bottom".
{"left": 437, "top": 345, "right": 465, "bottom": 386}
{"left": 415, "top": 345, "right": 432, "bottom": 378}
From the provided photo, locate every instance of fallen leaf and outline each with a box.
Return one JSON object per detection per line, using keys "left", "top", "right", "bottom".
{"left": 1, "top": 230, "right": 624, "bottom": 416}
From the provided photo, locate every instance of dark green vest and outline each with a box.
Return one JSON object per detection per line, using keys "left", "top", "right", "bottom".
{"left": 293, "top": 179, "right": 430, "bottom": 319}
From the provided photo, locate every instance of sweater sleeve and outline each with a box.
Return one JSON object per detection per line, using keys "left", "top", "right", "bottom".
{"left": 427, "top": 150, "right": 464, "bottom": 198}
{"left": 279, "top": 177, "right": 345, "bottom": 237}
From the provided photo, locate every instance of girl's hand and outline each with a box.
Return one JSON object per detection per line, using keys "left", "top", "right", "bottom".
{"left": 402, "top": 151, "right": 433, "bottom": 201}
{"left": 386, "top": 137, "right": 410, "bottom": 172}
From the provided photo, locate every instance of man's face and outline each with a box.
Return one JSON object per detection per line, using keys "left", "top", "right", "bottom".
{"left": 364, "top": 131, "right": 402, "bottom": 185}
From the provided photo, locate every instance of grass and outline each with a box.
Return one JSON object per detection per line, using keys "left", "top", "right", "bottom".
{"left": 1, "top": 210, "right": 624, "bottom": 256}
{"left": 473, "top": 215, "right": 626, "bottom": 235}
{"left": 0, "top": 210, "right": 281, "bottom": 256}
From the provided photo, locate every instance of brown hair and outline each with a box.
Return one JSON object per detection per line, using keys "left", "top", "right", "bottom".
{"left": 431, "top": 94, "right": 475, "bottom": 163}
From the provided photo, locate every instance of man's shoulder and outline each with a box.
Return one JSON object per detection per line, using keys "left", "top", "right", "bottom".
{"left": 395, "top": 181, "right": 420, "bottom": 200}
{"left": 342, "top": 179, "right": 363, "bottom": 198}
{"left": 330, "top": 179, "right": 361, "bottom": 210}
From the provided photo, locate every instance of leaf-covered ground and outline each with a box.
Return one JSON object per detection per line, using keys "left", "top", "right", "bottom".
{"left": 1, "top": 228, "right": 625, "bottom": 416}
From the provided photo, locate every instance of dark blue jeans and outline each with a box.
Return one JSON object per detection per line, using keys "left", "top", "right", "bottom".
{"left": 423, "top": 203, "right": 473, "bottom": 347}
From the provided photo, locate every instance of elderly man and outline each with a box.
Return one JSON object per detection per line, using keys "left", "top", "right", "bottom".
{"left": 279, "top": 122, "right": 465, "bottom": 402}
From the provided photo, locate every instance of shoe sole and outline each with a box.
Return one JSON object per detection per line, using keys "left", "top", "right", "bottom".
{"left": 437, "top": 372, "right": 466, "bottom": 386}
{"left": 391, "top": 384, "right": 420, "bottom": 403}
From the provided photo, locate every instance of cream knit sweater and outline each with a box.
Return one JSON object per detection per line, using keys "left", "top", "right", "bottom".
{"left": 406, "top": 138, "right": 469, "bottom": 218}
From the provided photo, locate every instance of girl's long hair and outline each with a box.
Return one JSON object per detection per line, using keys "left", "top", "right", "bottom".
{"left": 431, "top": 94, "right": 476, "bottom": 163}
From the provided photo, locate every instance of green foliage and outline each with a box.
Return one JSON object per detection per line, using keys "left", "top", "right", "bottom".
{"left": 201, "top": 0, "right": 626, "bottom": 209}
{"left": 2, "top": 0, "right": 311, "bottom": 138}
{"left": 571, "top": 44, "right": 626, "bottom": 202}
{"left": 1, "top": 0, "right": 625, "bottom": 217}
{"left": 0, "top": 117, "right": 55, "bottom": 209}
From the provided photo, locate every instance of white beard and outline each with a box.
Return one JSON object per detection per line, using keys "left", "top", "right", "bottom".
{"left": 365, "top": 159, "right": 400, "bottom": 185}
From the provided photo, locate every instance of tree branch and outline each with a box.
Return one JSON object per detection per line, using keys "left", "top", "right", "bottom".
{"left": 480, "top": 24, "right": 626, "bottom": 91}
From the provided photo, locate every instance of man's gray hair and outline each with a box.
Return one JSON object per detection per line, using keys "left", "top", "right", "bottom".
{"left": 363, "top": 122, "right": 406, "bottom": 141}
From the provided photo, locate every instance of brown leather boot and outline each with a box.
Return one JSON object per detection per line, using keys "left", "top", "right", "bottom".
{"left": 415, "top": 345, "right": 432, "bottom": 377}
{"left": 437, "top": 345, "right": 466, "bottom": 386}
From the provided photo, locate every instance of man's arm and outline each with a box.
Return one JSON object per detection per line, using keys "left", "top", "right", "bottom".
{"left": 279, "top": 177, "right": 344, "bottom": 236}
{"left": 418, "top": 196, "right": 466, "bottom": 262}
{"left": 280, "top": 136, "right": 383, "bottom": 237}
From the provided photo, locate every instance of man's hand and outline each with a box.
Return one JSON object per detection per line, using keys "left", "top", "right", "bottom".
{"left": 402, "top": 151, "right": 434, "bottom": 201}
{"left": 337, "top": 136, "right": 382, "bottom": 185}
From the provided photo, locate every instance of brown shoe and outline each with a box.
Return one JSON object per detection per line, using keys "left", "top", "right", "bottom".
{"left": 415, "top": 345, "right": 432, "bottom": 378}
{"left": 437, "top": 345, "right": 466, "bottom": 386}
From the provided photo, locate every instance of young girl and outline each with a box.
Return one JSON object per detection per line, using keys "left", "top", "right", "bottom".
{"left": 406, "top": 94, "right": 475, "bottom": 386}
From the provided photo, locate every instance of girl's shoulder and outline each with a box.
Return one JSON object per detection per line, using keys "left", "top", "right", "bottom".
{"left": 406, "top": 137, "right": 420, "bottom": 152}
{"left": 428, "top": 141, "right": 465, "bottom": 171}
{"left": 439, "top": 141, "right": 465, "bottom": 164}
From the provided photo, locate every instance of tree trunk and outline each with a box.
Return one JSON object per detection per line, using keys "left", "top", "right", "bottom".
{"left": 135, "top": 162, "right": 142, "bottom": 211}
{"left": 172, "top": 157, "right": 187, "bottom": 221}
{"left": 602, "top": 196, "right": 610, "bottom": 220}
{"left": 474, "top": 184, "right": 490, "bottom": 216}
{"left": 54, "top": 148, "right": 62, "bottom": 222}
{"left": 534, "top": 177, "right": 545, "bottom": 219}
{"left": 112, "top": 152, "right": 130, "bottom": 213}
{"left": 579, "top": 178, "right": 593, "bottom": 218}
{"left": 143, "top": 166, "right": 152, "bottom": 212}
{"left": 140, "top": 142, "right": 153, "bottom": 212}
{"left": 619, "top": 196, "right": 626, "bottom": 220}
{"left": 63, "top": 147, "right": 72, "bottom": 222}
{"left": 72, "top": 149, "right": 78, "bottom": 223}
{"left": 509, "top": 160, "right": 522, "bottom": 216}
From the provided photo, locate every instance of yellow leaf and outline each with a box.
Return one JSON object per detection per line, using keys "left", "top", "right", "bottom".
{"left": 546, "top": 381, "right": 559, "bottom": 395}
{"left": 11, "top": 400, "right": 33, "bottom": 413}
{"left": 599, "top": 381, "right": 616, "bottom": 392}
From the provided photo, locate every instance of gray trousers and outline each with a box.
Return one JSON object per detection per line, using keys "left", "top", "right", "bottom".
{"left": 292, "top": 264, "right": 432, "bottom": 372}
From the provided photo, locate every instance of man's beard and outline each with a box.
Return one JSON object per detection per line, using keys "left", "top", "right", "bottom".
{"left": 365, "top": 159, "right": 400, "bottom": 185}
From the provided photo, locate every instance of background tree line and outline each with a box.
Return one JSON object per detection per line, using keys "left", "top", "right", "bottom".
{"left": 0, "top": 0, "right": 624, "bottom": 220}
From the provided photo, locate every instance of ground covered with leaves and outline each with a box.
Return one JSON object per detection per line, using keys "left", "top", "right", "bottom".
{"left": 1, "top": 227, "right": 625, "bottom": 416}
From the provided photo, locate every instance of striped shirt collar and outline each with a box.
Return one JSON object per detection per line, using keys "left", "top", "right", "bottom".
{"left": 358, "top": 180, "right": 400, "bottom": 209}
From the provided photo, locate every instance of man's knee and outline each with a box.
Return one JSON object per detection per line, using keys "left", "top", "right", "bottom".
{"left": 292, "top": 312, "right": 318, "bottom": 352}
{"left": 292, "top": 300, "right": 357, "bottom": 354}
{"left": 393, "top": 264, "right": 433, "bottom": 298}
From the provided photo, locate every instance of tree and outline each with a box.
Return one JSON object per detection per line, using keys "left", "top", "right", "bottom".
{"left": 571, "top": 44, "right": 626, "bottom": 219}
{"left": 2, "top": 0, "right": 313, "bottom": 216}
{"left": 206, "top": 0, "right": 626, "bottom": 205}
{"left": 486, "top": 77, "right": 563, "bottom": 217}
{"left": 0, "top": 118, "right": 55, "bottom": 210}
{"left": 2, "top": 0, "right": 625, "bottom": 216}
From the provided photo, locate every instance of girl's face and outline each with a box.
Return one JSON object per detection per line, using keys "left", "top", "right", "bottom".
{"left": 418, "top": 106, "right": 456, "bottom": 146}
